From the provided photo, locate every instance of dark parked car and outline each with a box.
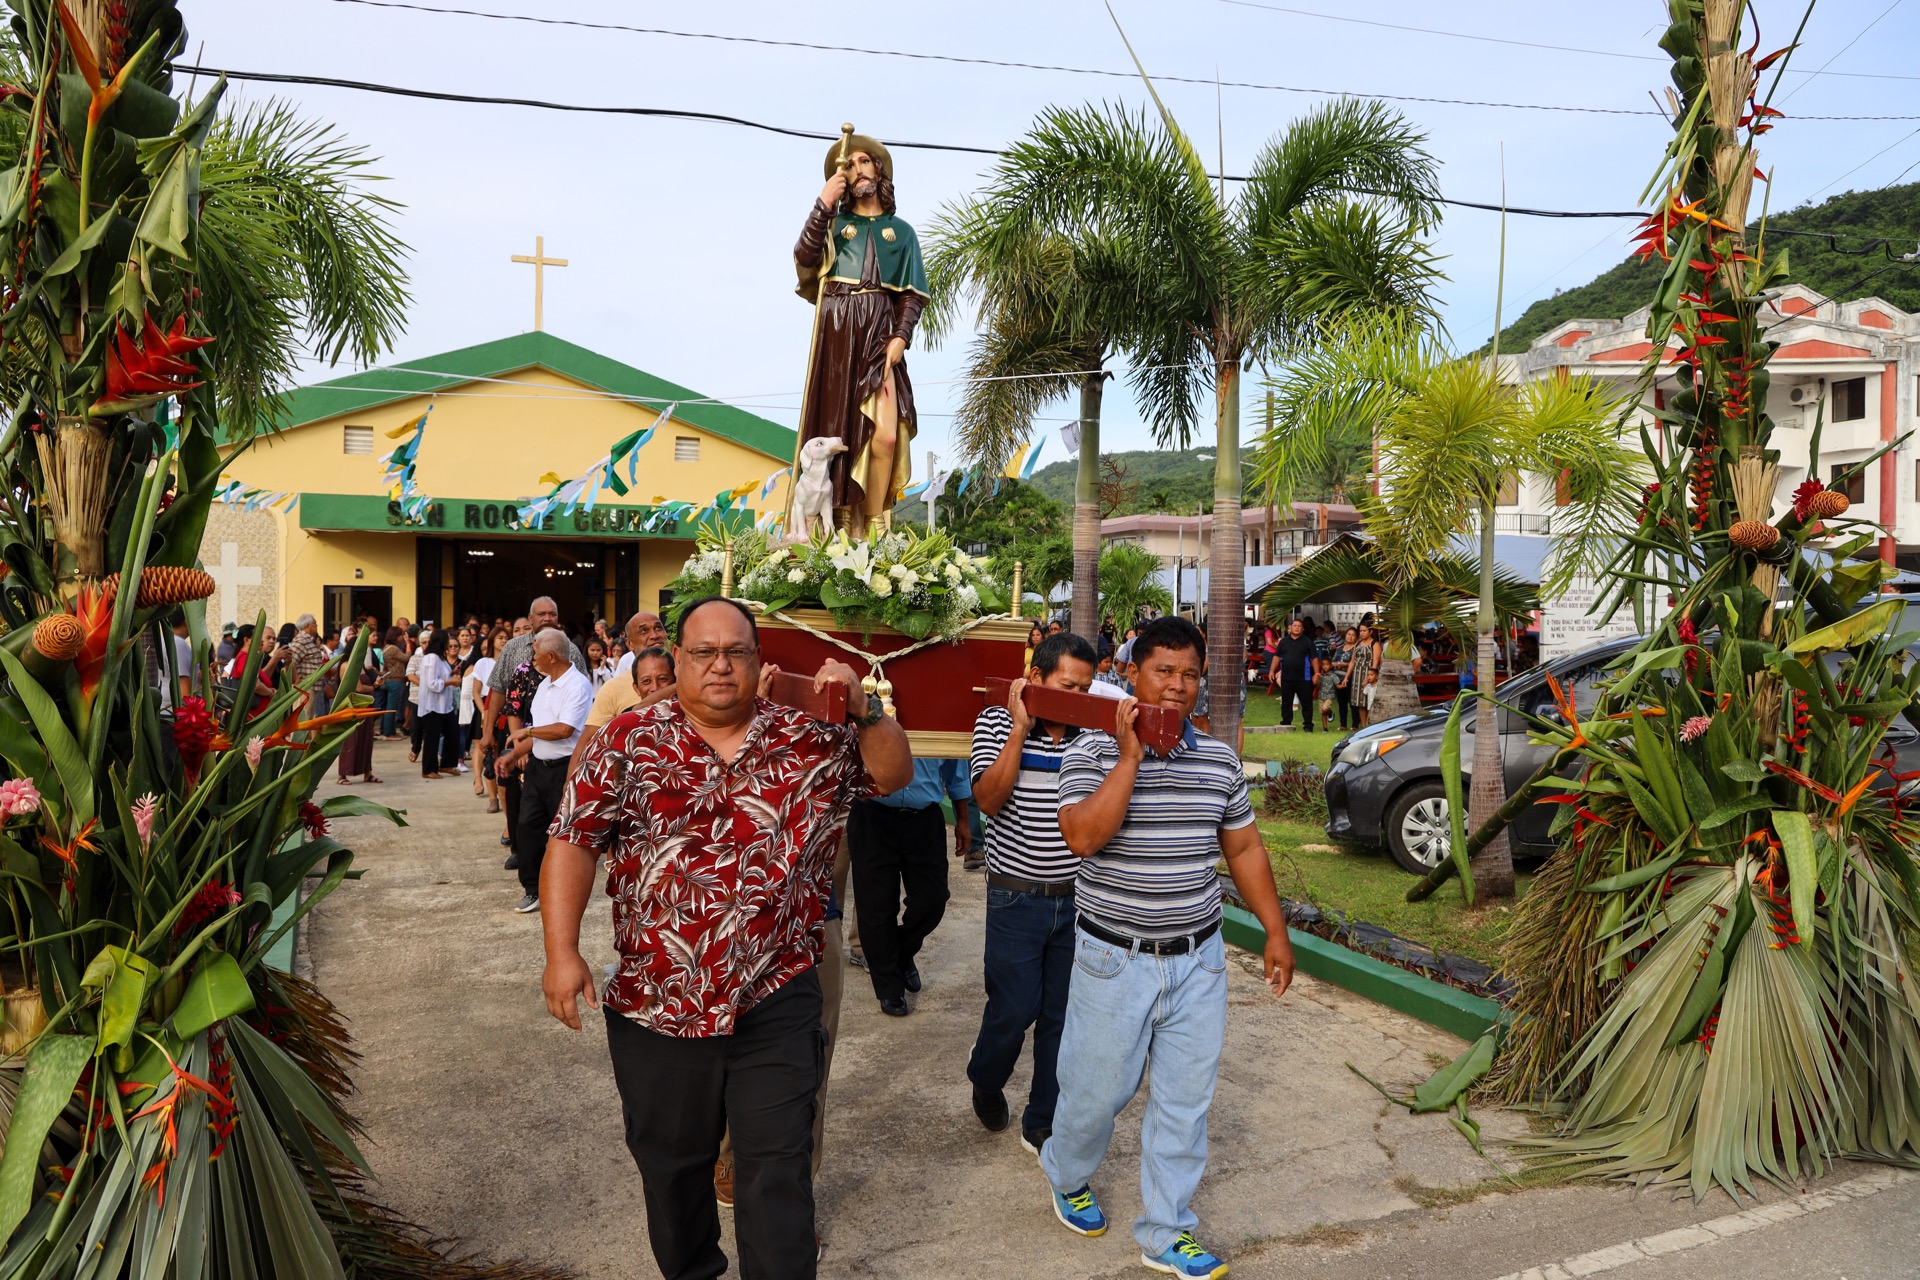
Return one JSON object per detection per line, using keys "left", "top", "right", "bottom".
{"left": 1322, "top": 632, "right": 1920, "bottom": 874}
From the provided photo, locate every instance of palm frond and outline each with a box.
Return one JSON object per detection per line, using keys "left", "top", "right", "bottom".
{"left": 1241, "top": 98, "right": 1443, "bottom": 242}
{"left": 199, "top": 102, "right": 410, "bottom": 436}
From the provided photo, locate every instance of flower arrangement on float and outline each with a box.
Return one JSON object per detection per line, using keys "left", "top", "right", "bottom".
{"left": 667, "top": 522, "right": 1008, "bottom": 641}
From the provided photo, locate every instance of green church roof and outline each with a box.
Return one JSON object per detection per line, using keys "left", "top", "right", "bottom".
{"left": 261, "top": 330, "right": 797, "bottom": 462}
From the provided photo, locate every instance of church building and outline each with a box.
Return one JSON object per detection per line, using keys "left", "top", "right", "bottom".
{"left": 199, "top": 331, "right": 795, "bottom": 636}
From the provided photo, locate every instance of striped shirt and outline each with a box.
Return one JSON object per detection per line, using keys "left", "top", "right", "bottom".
{"left": 970, "top": 705, "right": 1081, "bottom": 883}
{"left": 1057, "top": 724, "right": 1255, "bottom": 939}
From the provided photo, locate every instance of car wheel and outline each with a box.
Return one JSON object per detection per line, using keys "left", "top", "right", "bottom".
{"left": 1384, "top": 781, "right": 1452, "bottom": 876}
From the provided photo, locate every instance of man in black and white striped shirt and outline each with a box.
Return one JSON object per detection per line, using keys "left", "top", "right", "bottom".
{"left": 964, "top": 631, "right": 1097, "bottom": 1153}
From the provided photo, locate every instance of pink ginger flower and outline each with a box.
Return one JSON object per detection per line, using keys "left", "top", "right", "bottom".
{"left": 245, "top": 736, "right": 264, "bottom": 770}
{"left": 1680, "top": 714, "right": 1712, "bottom": 743}
{"left": 131, "top": 792, "right": 160, "bottom": 853}
{"left": 0, "top": 777, "right": 41, "bottom": 817}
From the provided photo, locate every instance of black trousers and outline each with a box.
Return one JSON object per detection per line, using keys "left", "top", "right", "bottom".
{"left": 417, "top": 709, "right": 459, "bottom": 775}
{"left": 1279, "top": 677, "right": 1316, "bottom": 729}
{"left": 515, "top": 757, "right": 567, "bottom": 895}
{"left": 606, "top": 970, "right": 824, "bottom": 1280}
{"left": 1335, "top": 683, "right": 1356, "bottom": 729}
{"left": 849, "top": 801, "right": 950, "bottom": 1002}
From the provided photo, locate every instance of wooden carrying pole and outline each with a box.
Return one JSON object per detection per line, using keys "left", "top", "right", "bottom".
{"left": 982, "top": 678, "right": 1184, "bottom": 756}
{"left": 762, "top": 669, "right": 850, "bottom": 724}
{"left": 784, "top": 122, "right": 858, "bottom": 530}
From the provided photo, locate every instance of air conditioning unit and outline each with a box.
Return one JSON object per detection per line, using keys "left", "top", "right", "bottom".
{"left": 1788, "top": 385, "right": 1811, "bottom": 404}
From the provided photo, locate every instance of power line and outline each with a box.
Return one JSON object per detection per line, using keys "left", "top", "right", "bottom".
{"left": 1778, "top": 0, "right": 1908, "bottom": 103}
{"left": 1214, "top": 0, "right": 1920, "bottom": 82}
{"left": 187, "top": 64, "right": 1920, "bottom": 230}
{"left": 322, "top": 0, "right": 1920, "bottom": 95}
{"left": 306, "top": 0, "right": 1661, "bottom": 118}
{"left": 1802, "top": 125, "right": 1920, "bottom": 203}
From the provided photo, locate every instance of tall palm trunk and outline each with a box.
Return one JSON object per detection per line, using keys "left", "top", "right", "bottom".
{"left": 1207, "top": 358, "right": 1245, "bottom": 746}
{"left": 1468, "top": 500, "right": 1514, "bottom": 896}
{"left": 1071, "top": 373, "right": 1104, "bottom": 637}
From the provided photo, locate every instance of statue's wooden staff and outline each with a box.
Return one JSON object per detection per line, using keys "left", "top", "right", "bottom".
{"left": 784, "top": 122, "right": 857, "bottom": 534}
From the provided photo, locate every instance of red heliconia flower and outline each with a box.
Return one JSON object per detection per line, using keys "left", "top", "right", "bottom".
{"left": 299, "top": 801, "right": 329, "bottom": 840}
{"left": 1677, "top": 616, "right": 1704, "bottom": 680}
{"left": 72, "top": 584, "right": 111, "bottom": 696}
{"left": 175, "top": 878, "right": 241, "bottom": 937}
{"left": 1791, "top": 478, "right": 1825, "bottom": 520}
{"left": 94, "top": 313, "right": 214, "bottom": 413}
{"left": 173, "top": 695, "right": 229, "bottom": 783}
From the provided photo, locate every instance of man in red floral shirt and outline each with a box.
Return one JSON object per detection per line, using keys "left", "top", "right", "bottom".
{"left": 542, "top": 596, "right": 912, "bottom": 1280}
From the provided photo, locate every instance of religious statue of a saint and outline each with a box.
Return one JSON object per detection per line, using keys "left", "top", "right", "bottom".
{"left": 792, "top": 131, "right": 928, "bottom": 536}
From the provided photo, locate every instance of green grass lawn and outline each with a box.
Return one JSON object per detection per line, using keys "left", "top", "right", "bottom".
{"left": 1256, "top": 816, "right": 1525, "bottom": 968}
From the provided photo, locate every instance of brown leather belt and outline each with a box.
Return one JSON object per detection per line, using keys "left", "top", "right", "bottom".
{"left": 986, "top": 871, "right": 1076, "bottom": 898}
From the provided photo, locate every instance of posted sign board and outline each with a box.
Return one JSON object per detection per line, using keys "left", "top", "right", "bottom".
{"left": 1538, "top": 574, "right": 1646, "bottom": 662}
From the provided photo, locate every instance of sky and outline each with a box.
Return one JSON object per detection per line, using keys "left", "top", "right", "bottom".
{"left": 191, "top": 0, "right": 1920, "bottom": 481}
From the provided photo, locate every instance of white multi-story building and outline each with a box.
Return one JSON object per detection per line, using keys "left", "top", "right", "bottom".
{"left": 1507, "top": 284, "right": 1920, "bottom": 566}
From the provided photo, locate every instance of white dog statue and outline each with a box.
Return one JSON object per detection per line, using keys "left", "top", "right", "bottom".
{"left": 790, "top": 436, "right": 847, "bottom": 541}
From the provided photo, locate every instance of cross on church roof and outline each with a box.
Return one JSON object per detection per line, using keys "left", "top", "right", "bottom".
{"left": 511, "top": 236, "right": 568, "bottom": 332}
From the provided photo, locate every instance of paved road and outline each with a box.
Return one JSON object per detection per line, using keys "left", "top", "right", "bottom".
{"left": 304, "top": 742, "right": 1920, "bottom": 1278}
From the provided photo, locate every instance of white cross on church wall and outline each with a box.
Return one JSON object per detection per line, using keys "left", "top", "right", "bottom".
{"left": 208, "top": 540, "right": 262, "bottom": 627}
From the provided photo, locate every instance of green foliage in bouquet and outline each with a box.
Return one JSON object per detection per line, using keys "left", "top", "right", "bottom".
{"left": 1453, "top": 0, "right": 1920, "bottom": 1199}
{"left": 666, "top": 520, "right": 1009, "bottom": 641}
{"left": 0, "top": 3, "right": 564, "bottom": 1275}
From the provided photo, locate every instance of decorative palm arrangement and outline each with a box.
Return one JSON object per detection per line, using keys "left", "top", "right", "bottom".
{"left": 1457, "top": 0, "right": 1920, "bottom": 1195}
{"left": 0, "top": 4, "right": 562, "bottom": 1275}
{"left": 668, "top": 522, "right": 1007, "bottom": 640}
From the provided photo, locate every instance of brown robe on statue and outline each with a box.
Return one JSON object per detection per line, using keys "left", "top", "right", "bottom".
{"left": 794, "top": 200, "right": 923, "bottom": 512}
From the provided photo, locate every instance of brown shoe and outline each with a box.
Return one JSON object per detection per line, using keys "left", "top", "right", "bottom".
{"left": 713, "top": 1154, "right": 734, "bottom": 1209}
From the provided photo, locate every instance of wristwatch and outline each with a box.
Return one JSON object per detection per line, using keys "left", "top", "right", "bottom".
{"left": 851, "top": 701, "right": 887, "bottom": 729}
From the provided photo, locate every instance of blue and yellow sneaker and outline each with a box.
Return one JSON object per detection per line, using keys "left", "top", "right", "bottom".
{"left": 1050, "top": 1183, "right": 1107, "bottom": 1236}
{"left": 1143, "top": 1232, "right": 1227, "bottom": 1278}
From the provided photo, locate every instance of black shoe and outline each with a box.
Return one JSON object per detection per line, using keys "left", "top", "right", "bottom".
{"left": 504, "top": 853, "right": 520, "bottom": 871}
{"left": 972, "top": 1085, "right": 1009, "bottom": 1132}
{"left": 1020, "top": 1127, "right": 1050, "bottom": 1157}
{"left": 904, "top": 965, "right": 922, "bottom": 994}
{"left": 879, "top": 996, "right": 910, "bottom": 1018}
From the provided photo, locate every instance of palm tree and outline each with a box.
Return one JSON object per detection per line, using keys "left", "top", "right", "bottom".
{"left": 963, "top": 91, "right": 1443, "bottom": 745}
{"left": 1098, "top": 540, "right": 1175, "bottom": 632}
{"left": 924, "top": 203, "right": 1152, "bottom": 637}
{"left": 1257, "top": 320, "right": 1640, "bottom": 897}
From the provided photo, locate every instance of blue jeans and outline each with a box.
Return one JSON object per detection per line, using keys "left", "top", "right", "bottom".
{"left": 378, "top": 679, "right": 405, "bottom": 736}
{"left": 965, "top": 887, "right": 1075, "bottom": 1134}
{"left": 1041, "top": 925, "right": 1228, "bottom": 1256}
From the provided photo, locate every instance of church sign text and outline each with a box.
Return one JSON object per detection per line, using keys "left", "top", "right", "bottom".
{"left": 297, "top": 493, "right": 751, "bottom": 540}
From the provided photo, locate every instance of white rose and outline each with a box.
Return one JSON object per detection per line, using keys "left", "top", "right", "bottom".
{"left": 889, "top": 563, "right": 910, "bottom": 580}
{"left": 899, "top": 569, "right": 921, "bottom": 592}
{"left": 869, "top": 573, "right": 893, "bottom": 598}
{"left": 944, "top": 564, "right": 962, "bottom": 584}
{"left": 787, "top": 568, "right": 805, "bottom": 583}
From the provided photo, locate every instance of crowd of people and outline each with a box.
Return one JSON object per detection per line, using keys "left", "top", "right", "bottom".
{"left": 185, "top": 592, "right": 1300, "bottom": 1279}
{"left": 519, "top": 596, "right": 1292, "bottom": 1280}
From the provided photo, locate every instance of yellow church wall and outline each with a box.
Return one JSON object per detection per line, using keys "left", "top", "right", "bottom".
{"left": 231, "top": 367, "right": 793, "bottom": 514}
{"left": 208, "top": 362, "right": 793, "bottom": 626}
{"left": 280, "top": 525, "right": 418, "bottom": 628}
{"left": 639, "top": 539, "right": 696, "bottom": 614}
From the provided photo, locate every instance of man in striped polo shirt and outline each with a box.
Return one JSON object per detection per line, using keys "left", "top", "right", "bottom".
{"left": 1041, "top": 616, "right": 1294, "bottom": 1280}
{"left": 966, "top": 631, "right": 1099, "bottom": 1154}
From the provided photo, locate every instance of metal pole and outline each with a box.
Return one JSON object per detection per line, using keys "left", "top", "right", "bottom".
{"left": 927, "top": 448, "right": 939, "bottom": 531}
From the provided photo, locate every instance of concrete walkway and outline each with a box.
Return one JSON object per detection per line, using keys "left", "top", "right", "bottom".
{"left": 305, "top": 742, "right": 1919, "bottom": 1278}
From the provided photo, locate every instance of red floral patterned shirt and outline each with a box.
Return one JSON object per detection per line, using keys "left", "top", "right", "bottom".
{"left": 549, "top": 696, "right": 872, "bottom": 1037}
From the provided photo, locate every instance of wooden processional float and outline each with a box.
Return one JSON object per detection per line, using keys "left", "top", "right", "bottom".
{"left": 747, "top": 559, "right": 1182, "bottom": 756}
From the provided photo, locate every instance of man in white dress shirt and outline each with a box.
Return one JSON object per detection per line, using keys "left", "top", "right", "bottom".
{"left": 498, "top": 630, "right": 594, "bottom": 914}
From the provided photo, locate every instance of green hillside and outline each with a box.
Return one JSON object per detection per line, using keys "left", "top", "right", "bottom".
{"left": 1487, "top": 182, "right": 1920, "bottom": 354}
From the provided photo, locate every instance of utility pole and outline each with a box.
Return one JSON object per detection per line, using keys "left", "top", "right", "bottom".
{"left": 926, "top": 448, "right": 940, "bottom": 530}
